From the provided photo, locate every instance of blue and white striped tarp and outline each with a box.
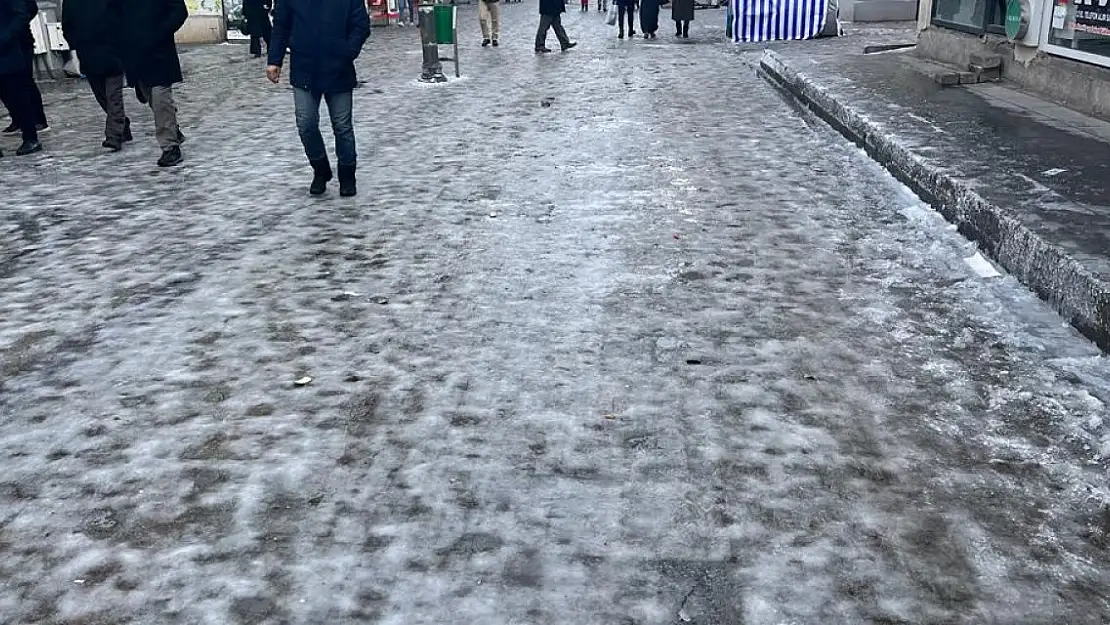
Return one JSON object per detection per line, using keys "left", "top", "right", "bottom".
{"left": 730, "top": 0, "right": 829, "bottom": 43}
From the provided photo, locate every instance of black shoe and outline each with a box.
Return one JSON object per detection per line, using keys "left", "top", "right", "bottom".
{"left": 561, "top": 41, "right": 577, "bottom": 50}
{"left": 482, "top": 38, "right": 491, "bottom": 46}
{"left": 618, "top": 31, "right": 624, "bottom": 39}
{"left": 492, "top": 39, "right": 499, "bottom": 46}
{"left": 630, "top": 30, "right": 636, "bottom": 36}
{"left": 535, "top": 47, "right": 552, "bottom": 53}
{"left": 16, "top": 140, "right": 42, "bottom": 156}
{"left": 2, "top": 122, "right": 17, "bottom": 135}
{"left": 102, "top": 137, "right": 122, "bottom": 152}
{"left": 309, "top": 158, "right": 333, "bottom": 195}
{"left": 157, "top": 146, "right": 183, "bottom": 167}
{"left": 176, "top": 128, "right": 186, "bottom": 144}
{"left": 123, "top": 118, "right": 133, "bottom": 142}
{"left": 683, "top": 32, "right": 689, "bottom": 38}
{"left": 338, "top": 164, "right": 357, "bottom": 197}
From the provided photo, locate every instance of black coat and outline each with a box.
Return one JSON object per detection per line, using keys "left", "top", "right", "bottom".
{"left": 62, "top": 0, "right": 125, "bottom": 76}
{"left": 118, "top": 0, "right": 188, "bottom": 86}
{"left": 242, "top": 0, "right": 272, "bottom": 38}
{"left": 268, "top": 0, "right": 370, "bottom": 94}
{"left": 538, "top": 0, "right": 565, "bottom": 16}
{"left": 0, "top": 0, "right": 35, "bottom": 75}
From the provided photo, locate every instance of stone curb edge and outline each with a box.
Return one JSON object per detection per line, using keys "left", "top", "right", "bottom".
{"left": 758, "top": 49, "right": 1110, "bottom": 353}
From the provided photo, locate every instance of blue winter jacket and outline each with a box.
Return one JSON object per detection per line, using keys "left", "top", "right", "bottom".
{"left": 269, "top": 0, "right": 371, "bottom": 93}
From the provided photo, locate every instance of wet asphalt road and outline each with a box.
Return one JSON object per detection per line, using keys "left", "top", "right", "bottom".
{"left": 3, "top": 7, "right": 1110, "bottom": 625}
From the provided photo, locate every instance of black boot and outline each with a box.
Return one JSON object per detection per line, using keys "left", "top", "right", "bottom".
{"left": 338, "top": 164, "right": 357, "bottom": 197}
{"left": 16, "top": 140, "right": 42, "bottom": 156}
{"left": 123, "top": 118, "right": 133, "bottom": 142}
{"left": 310, "top": 158, "right": 333, "bottom": 195}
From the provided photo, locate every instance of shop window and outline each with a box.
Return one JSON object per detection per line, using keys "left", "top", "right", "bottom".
{"left": 1048, "top": 0, "right": 1110, "bottom": 58}
{"left": 932, "top": 0, "right": 1008, "bottom": 33}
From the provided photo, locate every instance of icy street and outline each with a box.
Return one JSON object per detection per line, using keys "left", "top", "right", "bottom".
{"left": 4, "top": 6, "right": 1110, "bottom": 625}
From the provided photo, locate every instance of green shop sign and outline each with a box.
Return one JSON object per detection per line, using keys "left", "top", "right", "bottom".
{"left": 1005, "top": 0, "right": 1029, "bottom": 40}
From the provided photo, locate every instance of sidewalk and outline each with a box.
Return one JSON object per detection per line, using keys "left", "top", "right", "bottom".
{"left": 759, "top": 28, "right": 1110, "bottom": 351}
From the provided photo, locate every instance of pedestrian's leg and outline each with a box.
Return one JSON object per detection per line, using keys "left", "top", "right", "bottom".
{"left": 479, "top": 0, "right": 491, "bottom": 41}
{"left": 627, "top": 6, "right": 636, "bottom": 34}
{"left": 0, "top": 72, "right": 40, "bottom": 152}
{"left": 104, "top": 74, "right": 127, "bottom": 144}
{"left": 618, "top": 5, "right": 626, "bottom": 36}
{"left": 147, "top": 86, "right": 181, "bottom": 150}
{"left": 22, "top": 69, "right": 47, "bottom": 128}
{"left": 325, "top": 90, "right": 358, "bottom": 196}
{"left": 294, "top": 88, "right": 331, "bottom": 194}
{"left": 88, "top": 74, "right": 112, "bottom": 140}
{"left": 675, "top": 18, "right": 682, "bottom": 34}
{"left": 250, "top": 33, "right": 262, "bottom": 56}
{"left": 535, "top": 15, "right": 553, "bottom": 50}
{"left": 490, "top": 2, "right": 501, "bottom": 42}
{"left": 683, "top": 19, "right": 689, "bottom": 37}
{"left": 552, "top": 13, "right": 571, "bottom": 47}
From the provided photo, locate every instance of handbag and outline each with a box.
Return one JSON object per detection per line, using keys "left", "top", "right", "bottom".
{"left": 606, "top": 2, "right": 618, "bottom": 24}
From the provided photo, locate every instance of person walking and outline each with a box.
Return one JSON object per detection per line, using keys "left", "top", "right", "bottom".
{"left": 672, "top": 0, "right": 693, "bottom": 38}
{"left": 535, "top": 0, "right": 576, "bottom": 53}
{"left": 639, "top": 0, "right": 659, "bottom": 38}
{"left": 242, "top": 0, "right": 273, "bottom": 58}
{"left": 63, "top": 0, "right": 133, "bottom": 151}
{"left": 267, "top": 0, "right": 371, "bottom": 197}
{"left": 0, "top": 0, "right": 41, "bottom": 156}
{"left": 615, "top": 0, "right": 635, "bottom": 38}
{"left": 479, "top": 0, "right": 500, "bottom": 46}
{"left": 396, "top": 0, "right": 409, "bottom": 25}
{"left": 2, "top": 0, "right": 48, "bottom": 136}
{"left": 119, "top": 0, "right": 188, "bottom": 167}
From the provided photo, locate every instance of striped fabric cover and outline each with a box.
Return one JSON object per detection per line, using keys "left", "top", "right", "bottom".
{"left": 730, "top": 0, "right": 829, "bottom": 42}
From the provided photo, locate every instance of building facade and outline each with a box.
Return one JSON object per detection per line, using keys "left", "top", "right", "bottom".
{"left": 917, "top": 0, "right": 1110, "bottom": 118}
{"left": 178, "top": 0, "right": 229, "bottom": 44}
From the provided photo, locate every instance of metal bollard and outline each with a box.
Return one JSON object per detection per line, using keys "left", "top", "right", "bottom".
{"left": 418, "top": 3, "right": 447, "bottom": 83}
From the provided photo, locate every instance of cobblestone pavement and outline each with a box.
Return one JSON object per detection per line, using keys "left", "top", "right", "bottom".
{"left": 4, "top": 7, "right": 1110, "bottom": 625}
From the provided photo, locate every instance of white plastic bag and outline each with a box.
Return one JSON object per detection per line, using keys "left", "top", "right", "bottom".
{"left": 606, "top": 2, "right": 618, "bottom": 25}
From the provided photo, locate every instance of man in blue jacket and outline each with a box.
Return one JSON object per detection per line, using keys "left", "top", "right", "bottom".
{"left": 267, "top": 0, "right": 371, "bottom": 197}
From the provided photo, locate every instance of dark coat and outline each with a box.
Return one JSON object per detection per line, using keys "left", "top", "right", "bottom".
{"left": 0, "top": 0, "right": 35, "bottom": 75}
{"left": 538, "top": 0, "right": 565, "bottom": 16}
{"left": 62, "top": 0, "right": 125, "bottom": 76}
{"left": 242, "top": 0, "right": 272, "bottom": 38}
{"left": 640, "top": 0, "right": 659, "bottom": 32}
{"left": 118, "top": 0, "right": 188, "bottom": 86}
{"left": 671, "top": 0, "right": 694, "bottom": 21}
{"left": 268, "top": 0, "right": 370, "bottom": 94}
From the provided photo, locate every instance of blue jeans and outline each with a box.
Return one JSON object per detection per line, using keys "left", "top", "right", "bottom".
{"left": 397, "top": 0, "right": 409, "bottom": 22}
{"left": 293, "top": 88, "right": 356, "bottom": 167}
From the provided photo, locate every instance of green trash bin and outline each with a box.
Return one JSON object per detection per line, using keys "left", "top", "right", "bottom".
{"left": 434, "top": 5, "right": 455, "bottom": 45}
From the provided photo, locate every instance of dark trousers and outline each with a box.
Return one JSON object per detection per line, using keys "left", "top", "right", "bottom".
{"left": 535, "top": 13, "right": 570, "bottom": 49}
{"left": 675, "top": 18, "right": 689, "bottom": 35}
{"left": 88, "top": 73, "right": 127, "bottom": 141}
{"left": 0, "top": 71, "right": 39, "bottom": 141}
{"left": 618, "top": 5, "right": 635, "bottom": 33}
{"left": 249, "top": 20, "right": 272, "bottom": 56}
{"left": 7, "top": 68, "right": 46, "bottom": 126}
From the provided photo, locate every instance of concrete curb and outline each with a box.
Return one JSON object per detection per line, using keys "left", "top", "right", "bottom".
{"left": 759, "top": 49, "right": 1110, "bottom": 352}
